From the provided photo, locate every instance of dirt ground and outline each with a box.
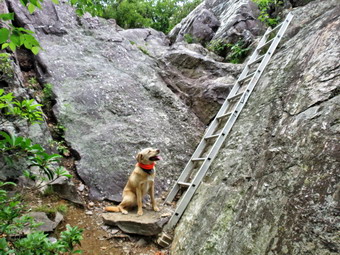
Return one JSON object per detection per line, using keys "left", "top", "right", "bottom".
{"left": 23, "top": 188, "right": 170, "bottom": 255}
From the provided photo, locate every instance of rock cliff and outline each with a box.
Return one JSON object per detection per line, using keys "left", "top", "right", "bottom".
{"left": 171, "top": 0, "right": 340, "bottom": 254}
{"left": 2, "top": 0, "right": 239, "bottom": 202}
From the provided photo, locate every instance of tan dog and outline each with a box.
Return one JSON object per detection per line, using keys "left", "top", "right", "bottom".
{"left": 105, "top": 148, "right": 161, "bottom": 216}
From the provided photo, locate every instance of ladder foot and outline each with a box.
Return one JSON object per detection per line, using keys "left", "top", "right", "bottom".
{"left": 157, "top": 232, "right": 173, "bottom": 247}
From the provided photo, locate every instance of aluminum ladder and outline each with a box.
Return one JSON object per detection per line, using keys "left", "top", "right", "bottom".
{"left": 160, "top": 13, "right": 294, "bottom": 240}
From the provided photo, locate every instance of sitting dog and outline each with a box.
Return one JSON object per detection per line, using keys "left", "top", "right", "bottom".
{"left": 105, "top": 148, "right": 161, "bottom": 216}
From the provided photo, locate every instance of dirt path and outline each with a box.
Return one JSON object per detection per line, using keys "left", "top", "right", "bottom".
{"left": 24, "top": 188, "right": 170, "bottom": 255}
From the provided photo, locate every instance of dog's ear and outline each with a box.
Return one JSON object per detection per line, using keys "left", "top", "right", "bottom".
{"left": 136, "top": 153, "right": 143, "bottom": 162}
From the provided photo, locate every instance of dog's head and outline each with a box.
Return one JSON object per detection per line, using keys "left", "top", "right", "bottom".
{"left": 136, "top": 148, "right": 161, "bottom": 164}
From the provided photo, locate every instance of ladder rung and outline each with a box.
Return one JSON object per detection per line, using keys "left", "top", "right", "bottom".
{"left": 216, "top": 111, "right": 232, "bottom": 120}
{"left": 191, "top": 157, "right": 206, "bottom": 162}
{"left": 258, "top": 38, "right": 275, "bottom": 51}
{"left": 204, "top": 134, "right": 220, "bottom": 140}
{"left": 228, "top": 91, "right": 243, "bottom": 101}
{"left": 177, "top": 181, "right": 191, "bottom": 187}
{"left": 238, "top": 72, "right": 255, "bottom": 83}
{"left": 248, "top": 55, "right": 265, "bottom": 66}
{"left": 265, "top": 23, "right": 283, "bottom": 36}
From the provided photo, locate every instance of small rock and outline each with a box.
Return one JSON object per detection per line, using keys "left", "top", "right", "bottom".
{"left": 88, "top": 202, "right": 95, "bottom": 207}
{"left": 101, "top": 225, "right": 109, "bottom": 231}
{"left": 135, "top": 238, "right": 148, "bottom": 247}
{"left": 85, "top": 211, "right": 93, "bottom": 215}
{"left": 111, "top": 229, "right": 119, "bottom": 235}
{"left": 78, "top": 184, "right": 85, "bottom": 192}
{"left": 48, "top": 237, "right": 58, "bottom": 244}
{"left": 161, "top": 212, "right": 172, "bottom": 218}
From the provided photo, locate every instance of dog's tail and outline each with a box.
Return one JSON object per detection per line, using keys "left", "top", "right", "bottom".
{"left": 105, "top": 206, "right": 120, "bottom": 212}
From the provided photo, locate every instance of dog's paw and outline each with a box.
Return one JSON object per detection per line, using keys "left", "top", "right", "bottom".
{"left": 121, "top": 210, "right": 128, "bottom": 215}
{"left": 153, "top": 206, "right": 160, "bottom": 212}
{"left": 137, "top": 210, "right": 144, "bottom": 216}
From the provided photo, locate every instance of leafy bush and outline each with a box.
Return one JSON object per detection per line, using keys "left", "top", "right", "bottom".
{"left": 0, "top": 182, "right": 83, "bottom": 254}
{"left": 206, "top": 40, "right": 250, "bottom": 64}
{"left": 0, "top": 0, "right": 61, "bottom": 54}
{"left": 252, "top": 0, "right": 282, "bottom": 27}
{"left": 0, "top": 89, "right": 43, "bottom": 124}
{"left": 206, "top": 39, "right": 230, "bottom": 56}
{"left": 183, "top": 33, "right": 197, "bottom": 44}
{"left": 226, "top": 41, "right": 251, "bottom": 64}
{"left": 0, "top": 131, "right": 72, "bottom": 189}
{"left": 0, "top": 14, "right": 41, "bottom": 54}
{"left": 70, "top": 0, "right": 202, "bottom": 34}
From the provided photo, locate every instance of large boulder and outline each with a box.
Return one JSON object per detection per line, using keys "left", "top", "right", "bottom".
{"left": 171, "top": 0, "right": 340, "bottom": 254}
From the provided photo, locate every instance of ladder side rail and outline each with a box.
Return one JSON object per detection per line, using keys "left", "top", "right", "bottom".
{"left": 165, "top": 13, "right": 294, "bottom": 228}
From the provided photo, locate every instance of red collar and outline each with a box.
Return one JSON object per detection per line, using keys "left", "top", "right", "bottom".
{"left": 136, "top": 162, "right": 155, "bottom": 170}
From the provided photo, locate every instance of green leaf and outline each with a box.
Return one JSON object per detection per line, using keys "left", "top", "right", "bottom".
{"left": 28, "top": 3, "right": 36, "bottom": 14}
{"left": 0, "top": 28, "right": 10, "bottom": 44}
{"left": 51, "top": 0, "right": 59, "bottom": 4}
{"left": 20, "top": 0, "right": 29, "bottom": 7}
{"left": 31, "top": 46, "right": 40, "bottom": 55}
{"left": 9, "top": 33, "right": 20, "bottom": 46}
{"left": 1, "top": 43, "right": 9, "bottom": 49}
{"left": 0, "top": 13, "right": 14, "bottom": 21}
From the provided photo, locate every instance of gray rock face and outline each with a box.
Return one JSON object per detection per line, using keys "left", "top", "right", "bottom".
{"left": 7, "top": 1, "right": 238, "bottom": 202}
{"left": 171, "top": 1, "right": 340, "bottom": 255}
{"left": 169, "top": 0, "right": 265, "bottom": 45}
{"left": 159, "top": 42, "right": 242, "bottom": 124}
{"left": 169, "top": 6, "right": 220, "bottom": 44}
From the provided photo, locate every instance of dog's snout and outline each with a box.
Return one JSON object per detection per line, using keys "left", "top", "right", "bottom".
{"left": 156, "top": 149, "right": 160, "bottom": 153}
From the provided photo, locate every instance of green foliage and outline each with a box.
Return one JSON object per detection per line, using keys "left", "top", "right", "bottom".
{"left": 183, "top": 33, "right": 197, "bottom": 44}
{"left": 206, "top": 40, "right": 250, "bottom": 64}
{"left": 227, "top": 41, "right": 251, "bottom": 64}
{"left": 0, "top": 89, "right": 43, "bottom": 124}
{"left": 0, "top": 182, "right": 37, "bottom": 236}
{"left": 0, "top": 131, "right": 72, "bottom": 188}
{"left": 70, "top": 0, "right": 202, "bottom": 34}
{"left": 0, "top": 182, "right": 83, "bottom": 255}
{"left": 49, "top": 140, "right": 70, "bottom": 156}
{"left": 28, "top": 77, "right": 39, "bottom": 86}
{"left": 59, "top": 225, "right": 83, "bottom": 253}
{"left": 206, "top": 39, "right": 230, "bottom": 56}
{"left": 0, "top": 0, "right": 46, "bottom": 54}
{"left": 137, "top": 45, "right": 150, "bottom": 56}
{"left": 33, "top": 204, "right": 68, "bottom": 215}
{"left": 252, "top": 0, "right": 282, "bottom": 27}
{"left": 0, "top": 25, "right": 41, "bottom": 55}
{"left": 10, "top": 99, "right": 44, "bottom": 123}
{"left": 0, "top": 53, "right": 14, "bottom": 81}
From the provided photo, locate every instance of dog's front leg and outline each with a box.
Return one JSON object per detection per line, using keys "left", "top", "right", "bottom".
{"left": 136, "top": 185, "right": 143, "bottom": 216}
{"left": 150, "top": 181, "right": 160, "bottom": 212}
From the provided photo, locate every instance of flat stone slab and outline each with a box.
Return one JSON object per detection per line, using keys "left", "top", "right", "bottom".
{"left": 102, "top": 208, "right": 172, "bottom": 236}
